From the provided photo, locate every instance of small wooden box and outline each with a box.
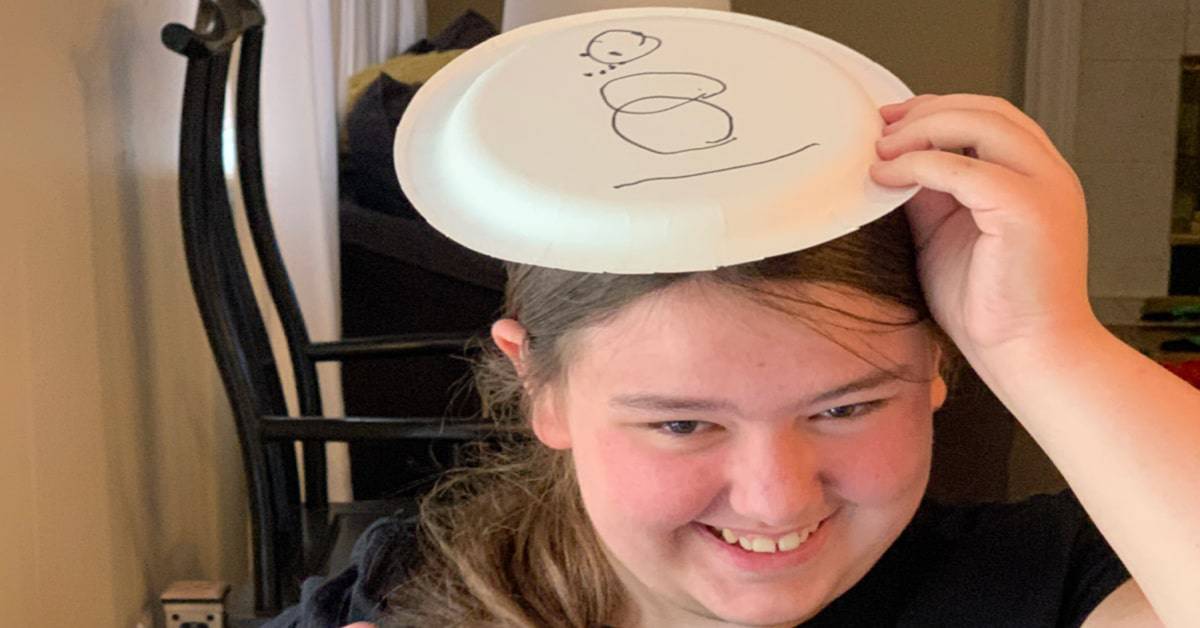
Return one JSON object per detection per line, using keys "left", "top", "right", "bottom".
{"left": 161, "top": 581, "right": 229, "bottom": 628}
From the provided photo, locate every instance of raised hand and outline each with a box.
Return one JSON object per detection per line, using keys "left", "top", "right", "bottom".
{"left": 869, "top": 94, "right": 1096, "bottom": 361}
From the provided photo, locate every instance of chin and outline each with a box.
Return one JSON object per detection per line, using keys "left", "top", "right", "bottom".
{"left": 706, "top": 605, "right": 816, "bottom": 628}
{"left": 696, "top": 587, "right": 828, "bottom": 627}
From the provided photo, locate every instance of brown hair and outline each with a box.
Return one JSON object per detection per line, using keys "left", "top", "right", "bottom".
{"left": 385, "top": 208, "right": 956, "bottom": 627}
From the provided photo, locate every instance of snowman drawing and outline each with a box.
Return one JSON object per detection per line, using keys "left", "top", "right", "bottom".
{"left": 600, "top": 71, "right": 736, "bottom": 155}
{"left": 579, "top": 29, "right": 662, "bottom": 75}
{"left": 579, "top": 28, "right": 819, "bottom": 188}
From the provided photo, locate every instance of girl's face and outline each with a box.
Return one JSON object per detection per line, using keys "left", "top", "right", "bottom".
{"left": 510, "top": 281, "right": 945, "bottom": 627}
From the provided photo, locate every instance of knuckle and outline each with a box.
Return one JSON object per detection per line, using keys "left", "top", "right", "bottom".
{"left": 978, "top": 108, "right": 1011, "bottom": 126}
{"left": 945, "top": 93, "right": 1020, "bottom": 118}
{"left": 982, "top": 94, "right": 1016, "bottom": 111}
{"left": 943, "top": 153, "right": 978, "bottom": 179}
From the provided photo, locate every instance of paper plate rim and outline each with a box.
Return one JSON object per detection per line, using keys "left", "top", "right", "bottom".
{"left": 394, "top": 8, "right": 919, "bottom": 274}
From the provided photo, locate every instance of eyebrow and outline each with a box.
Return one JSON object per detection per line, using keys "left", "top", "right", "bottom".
{"left": 609, "top": 368, "right": 910, "bottom": 414}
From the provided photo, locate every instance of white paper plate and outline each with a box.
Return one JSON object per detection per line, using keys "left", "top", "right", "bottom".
{"left": 394, "top": 8, "right": 919, "bottom": 273}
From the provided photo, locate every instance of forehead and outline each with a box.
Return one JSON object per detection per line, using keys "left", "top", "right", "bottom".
{"left": 564, "top": 281, "right": 930, "bottom": 390}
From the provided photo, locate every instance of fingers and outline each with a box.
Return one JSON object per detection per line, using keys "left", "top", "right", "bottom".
{"left": 879, "top": 93, "right": 937, "bottom": 123}
{"left": 876, "top": 108, "right": 1055, "bottom": 177}
{"left": 870, "top": 150, "right": 1029, "bottom": 235}
{"left": 899, "top": 187, "right": 961, "bottom": 250}
{"left": 874, "top": 93, "right": 1085, "bottom": 257}
{"left": 881, "top": 93, "right": 1063, "bottom": 159}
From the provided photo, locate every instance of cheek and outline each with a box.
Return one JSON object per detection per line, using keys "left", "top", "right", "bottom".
{"left": 573, "top": 428, "right": 720, "bottom": 528}
{"left": 824, "top": 410, "right": 932, "bottom": 504}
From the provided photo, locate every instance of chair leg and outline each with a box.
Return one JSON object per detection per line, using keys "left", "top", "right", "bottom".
{"left": 303, "top": 440, "right": 328, "bottom": 507}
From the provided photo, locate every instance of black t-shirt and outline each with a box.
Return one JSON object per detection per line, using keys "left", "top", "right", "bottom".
{"left": 266, "top": 489, "right": 1129, "bottom": 627}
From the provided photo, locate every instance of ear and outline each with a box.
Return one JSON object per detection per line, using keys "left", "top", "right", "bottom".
{"left": 930, "top": 343, "right": 948, "bottom": 412}
{"left": 491, "top": 318, "right": 529, "bottom": 376}
{"left": 931, "top": 373, "right": 948, "bottom": 412}
{"left": 490, "top": 319, "right": 573, "bottom": 450}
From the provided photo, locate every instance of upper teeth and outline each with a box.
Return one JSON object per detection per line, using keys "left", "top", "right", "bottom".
{"left": 718, "top": 521, "right": 820, "bottom": 553}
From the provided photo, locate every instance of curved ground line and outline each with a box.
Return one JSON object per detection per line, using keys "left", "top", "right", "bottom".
{"left": 613, "top": 142, "right": 821, "bottom": 189}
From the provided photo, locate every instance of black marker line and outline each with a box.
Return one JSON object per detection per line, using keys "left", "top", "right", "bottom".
{"left": 609, "top": 96, "right": 735, "bottom": 155}
{"left": 600, "top": 71, "right": 728, "bottom": 111}
{"left": 612, "top": 143, "right": 820, "bottom": 189}
{"left": 581, "top": 30, "right": 662, "bottom": 67}
{"left": 601, "top": 72, "right": 734, "bottom": 155}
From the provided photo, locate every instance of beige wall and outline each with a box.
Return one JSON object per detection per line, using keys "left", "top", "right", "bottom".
{"left": 432, "top": 1, "right": 1027, "bottom": 102}
{"left": 735, "top": 1, "right": 1027, "bottom": 101}
{"left": 1075, "top": 0, "right": 1200, "bottom": 297}
{"left": 1, "top": 2, "right": 248, "bottom": 626}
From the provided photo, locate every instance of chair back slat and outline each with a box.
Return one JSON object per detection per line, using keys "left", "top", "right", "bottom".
{"left": 234, "top": 26, "right": 329, "bottom": 506}
{"left": 170, "top": 0, "right": 306, "bottom": 611}
{"left": 235, "top": 28, "right": 322, "bottom": 416}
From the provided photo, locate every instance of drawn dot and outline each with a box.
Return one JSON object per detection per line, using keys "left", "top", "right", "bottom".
{"left": 584, "top": 73, "right": 593, "bottom": 77}
{"left": 608, "top": 64, "right": 616, "bottom": 69}
{"left": 599, "top": 70, "right": 607, "bottom": 75}
{"left": 579, "top": 52, "right": 588, "bottom": 56}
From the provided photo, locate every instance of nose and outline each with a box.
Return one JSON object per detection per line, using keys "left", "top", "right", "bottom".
{"left": 726, "top": 428, "right": 824, "bottom": 528}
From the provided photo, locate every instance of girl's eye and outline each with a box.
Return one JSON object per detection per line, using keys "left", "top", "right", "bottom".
{"left": 653, "top": 420, "right": 706, "bottom": 436}
{"left": 818, "top": 400, "right": 884, "bottom": 420}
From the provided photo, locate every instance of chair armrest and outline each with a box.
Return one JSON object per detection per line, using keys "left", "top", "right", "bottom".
{"left": 305, "top": 332, "right": 479, "bottom": 361}
{"left": 259, "top": 415, "right": 509, "bottom": 442}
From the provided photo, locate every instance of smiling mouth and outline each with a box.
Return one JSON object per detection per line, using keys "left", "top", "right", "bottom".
{"left": 701, "top": 518, "right": 826, "bottom": 554}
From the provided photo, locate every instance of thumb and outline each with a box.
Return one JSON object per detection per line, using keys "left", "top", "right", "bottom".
{"left": 901, "top": 187, "right": 959, "bottom": 250}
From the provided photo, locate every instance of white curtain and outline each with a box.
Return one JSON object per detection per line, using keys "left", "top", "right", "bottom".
{"left": 252, "top": 0, "right": 347, "bottom": 501}
{"left": 332, "top": 0, "right": 428, "bottom": 119}
{"left": 253, "top": 0, "right": 424, "bottom": 502}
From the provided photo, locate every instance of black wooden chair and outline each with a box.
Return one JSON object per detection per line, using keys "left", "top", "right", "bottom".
{"left": 161, "top": 0, "right": 500, "bottom": 615}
